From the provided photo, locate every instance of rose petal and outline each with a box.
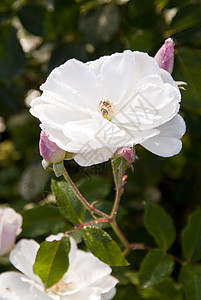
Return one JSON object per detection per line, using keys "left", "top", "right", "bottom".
{"left": 141, "top": 114, "right": 186, "bottom": 157}
{"left": 9, "top": 239, "right": 41, "bottom": 283}
{"left": 0, "top": 272, "right": 35, "bottom": 300}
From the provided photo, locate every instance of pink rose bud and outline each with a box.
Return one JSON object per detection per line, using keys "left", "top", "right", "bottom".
{"left": 117, "top": 147, "right": 134, "bottom": 164}
{"left": 39, "top": 130, "right": 66, "bottom": 163}
{"left": 154, "top": 38, "right": 175, "bottom": 74}
{"left": 0, "top": 208, "right": 22, "bottom": 256}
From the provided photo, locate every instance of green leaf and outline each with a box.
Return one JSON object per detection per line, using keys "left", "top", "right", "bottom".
{"left": 21, "top": 204, "right": 72, "bottom": 238}
{"left": 182, "top": 208, "right": 201, "bottom": 262}
{"left": 77, "top": 175, "right": 111, "bottom": 202}
{"left": 51, "top": 179, "right": 85, "bottom": 224}
{"left": 170, "top": 4, "right": 201, "bottom": 33}
{"left": 0, "top": 26, "right": 25, "bottom": 79}
{"left": 82, "top": 226, "right": 129, "bottom": 266}
{"left": 17, "top": 3, "right": 51, "bottom": 37}
{"left": 139, "top": 278, "right": 182, "bottom": 300}
{"left": 124, "top": 0, "right": 156, "bottom": 29}
{"left": 139, "top": 249, "right": 175, "bottom": 289}
{"left": 114, "top": 285, "right": 141, "bottom": 300}
{"left": 144, "top": 202, "right": 176, "bottom": 251}
{"left": 179, "top": 264, "right": 201, "bottom": 300}
{"left": 33, "top": 236, "right": 70, "bottom": 289}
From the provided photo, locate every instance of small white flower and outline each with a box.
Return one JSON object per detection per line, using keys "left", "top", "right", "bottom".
{"left": 0, "top": 207, "right": 22, "bottom": 256}
{"left": 30, "top": 50, "right": 185, "bottom": 166}
{"left": 0, "top": 236, "right": 118, "bottom": 300}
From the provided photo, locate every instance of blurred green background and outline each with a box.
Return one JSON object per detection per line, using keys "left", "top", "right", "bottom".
{"left": 0, "top": 0, "right": 201, "bottom": 298}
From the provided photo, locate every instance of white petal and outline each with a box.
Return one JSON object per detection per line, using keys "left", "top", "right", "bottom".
{"left": 41, "top": 59, "right": 102, "bottom": 111}
{"left": 74, "top": 147, "right": 116, "bottom": 166}
{"left": 101, "top": 288, "right": 117, "bottom": 300}
{"left": 92, "top": 275, "right": 118, "bottom": 294}
{"left": 160, "top": 68, "right": 178, "bottom": 88}
{"left": 70, "top": 250, "right": 112, "bottom": 286}
{"left": 119, "top": 126, "right": 160, "bottom": 146}
{"left": 100, "top": 50, "right": 136, "bottom": 104}
{"left": 156, "top": 114, "right": 186, "bottom": 138}
{"left": 115, "top": 75, "right": 181, "bottom": 131}
{"left": 40, "top": 124, "right": 72, "bottom": 151}
{"left": 141, "top": 114, "right": 186, "bottom": 157}
{"left": 0, "top": 272, "right": 36, "bottom": 300}
{"left": 9, "top": 239, "right": 41, "bottom": 283}
{"left": 46, "top": 233, "right": 64, "bottom": 242}
{"left": 33, "top": 103, "right": 90, "bottom": 131}
{"left": 87, "top": 55, "right": 109, "bottom": 77}
{"left": 63, "top": 115, "right": 125, "bottom": 147}
{"left": 131, "top": 51, "right": 160, "bottom": 81}
{"left": 30, "top": 285, "right": 54, "bottom": 300}
{"left": 60, "top": 288, "right": 101, "bottom": 300}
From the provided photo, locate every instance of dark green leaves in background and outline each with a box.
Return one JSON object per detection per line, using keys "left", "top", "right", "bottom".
{"left": 182, "top": 208, "right": 201, "bottom": 262}
{"left": 144, "top": 203, "right": 176, "bottom": 251}
{"left": 139, "top": 249, "right": 174, "bottom": 289}
{"left": 0, "top": 26, "right": 25, "bottom": 79}
{"left": 179, "top": 264, "right": 201, "bottom": 300}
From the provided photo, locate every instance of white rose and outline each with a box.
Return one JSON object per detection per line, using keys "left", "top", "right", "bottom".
{"left": 0, "top": 207, "right": 22, "bottom": 256}
{"left": 0, "top": 236, "right": 118, "bottom": 300}
{"left": 30, "top": 50, "right": 185, "bottom": 166}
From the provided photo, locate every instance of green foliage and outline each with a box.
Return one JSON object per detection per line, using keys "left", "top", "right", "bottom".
{"left": 51, "top": 179, "right": 85, "bottom": 224}
{"left": 77, "top": 175, "right": 111, "bottom": 202}
{"left": 33, "top": 236, "right": 70, "bottom": 289}
{"left": 139, "top": 278, "right": 182, "bottom": 300}
{"left": 17, "top": 3, "right": 52, "bottom": 37}
{"left": 0, "top": 25, "right": 25, "bottom": 79}
{"left": 139, "top": 249, "right": 175, "bottom": 289}
{"left": 21, "top": 204, "right": 72, "bottom": 238}
{"left": 82, "top": 226, "right": 129, "bottom": 266}
{"left": 182, "top": 208, "right": 201, "bottom": 262}
{"left": 179, "top": 264, "right": 201, "bottom": 300}
{"left": 144, "top": 203, "right": 176, "bottom": 251}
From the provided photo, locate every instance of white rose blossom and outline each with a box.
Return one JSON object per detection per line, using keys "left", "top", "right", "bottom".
{"left": 30, "top": 50, "right": 185, "bottom": 166}
{"left": 0, "top": 235, "right": 118, "bottom": 300}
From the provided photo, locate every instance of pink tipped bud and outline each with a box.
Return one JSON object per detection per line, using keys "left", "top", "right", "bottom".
{"left": 39, "top": 130, "right": 66, "bottom": 164}
{"left": 154, "top": 38, "right": 175, "bottom": 74}
{"left": 117, "top": 147, "right": 134, "bottom": 164}
{"left": 0, "top": 208, "right": 22, "bottom": 256}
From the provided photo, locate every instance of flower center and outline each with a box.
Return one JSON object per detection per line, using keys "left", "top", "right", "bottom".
{"left": 98, "top": 100, "right": 114, "bottom": 121}
{"left": 48, "top": 279, "right": 69, "bottom": 294}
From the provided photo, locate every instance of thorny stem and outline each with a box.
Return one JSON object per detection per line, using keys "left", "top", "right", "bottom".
{"left": 63, "top": 167, "right": 110, "bottom": 219}
{"left": 111, "top": 220, "right": 130, "bottom": 255}
{"left": 110, "top": 160, "right": 125, "bottom": 219}
{"left": 129, "top": 243, "right": 184, "bottom": 264}
{"left": 64, "top": 217, "right": 110, "bottom": 235}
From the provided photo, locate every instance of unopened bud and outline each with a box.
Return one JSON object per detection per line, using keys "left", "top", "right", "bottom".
{"left": 117, "top": 147, "right": 134, "bottom": 164}
{"left": 0, "top": 208, "right": 22, "bottom": 256}
{"left": 39, "top": 130, "right": 66, "bottom": 164}
{"left": 154, "top": 38, "right": 175, "bottom": 74}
